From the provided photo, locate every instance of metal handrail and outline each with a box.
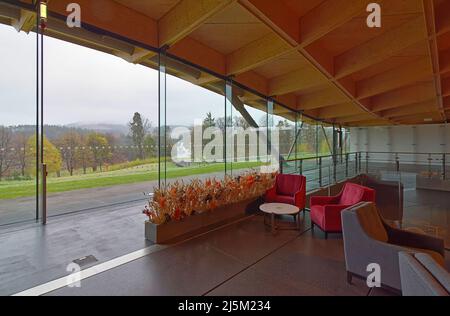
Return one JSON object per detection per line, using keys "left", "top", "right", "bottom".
{"left": 280, "top": 151, "right": 449, "bottom": 184}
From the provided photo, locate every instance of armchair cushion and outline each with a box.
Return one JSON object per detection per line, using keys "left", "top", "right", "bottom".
{"left": 339, "top": 183, "right": 370, "bottom": 205}
{"left": 276, "top": 174, "right": 304, "bottom": 196}
{"left": 356, "top": 202, "right": 389, "bottom": 242}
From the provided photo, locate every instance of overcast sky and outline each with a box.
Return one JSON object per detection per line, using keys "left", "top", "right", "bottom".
{"left": 0, "top": 24, "right": 246, "bottom": 127}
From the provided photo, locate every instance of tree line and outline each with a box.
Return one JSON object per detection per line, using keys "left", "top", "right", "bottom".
{"left": 0, "top": 113, "right": 156, "bottom": 181}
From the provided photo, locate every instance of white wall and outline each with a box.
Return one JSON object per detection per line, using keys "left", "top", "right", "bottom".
{"left": 350, "top": 124, "right": 449, "bottom": 163}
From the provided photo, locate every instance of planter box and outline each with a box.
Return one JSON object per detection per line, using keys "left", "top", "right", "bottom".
{"left": 145, "top": 198, "right": 261, "bottom": 244}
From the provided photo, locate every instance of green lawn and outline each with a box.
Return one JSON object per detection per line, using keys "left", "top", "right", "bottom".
{"left": 0, "top": 161, "right": 264, "bottom": 200}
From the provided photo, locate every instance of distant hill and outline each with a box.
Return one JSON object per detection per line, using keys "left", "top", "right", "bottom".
{"left": 67, "top": 122, "right": 129, "bottom": 136}
{"left": 6, "top": 123, "right": 128, "bottom": 140}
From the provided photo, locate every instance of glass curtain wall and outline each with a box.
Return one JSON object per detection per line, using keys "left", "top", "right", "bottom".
{"left": 227, "top": 84, "right": 269, "bottom": 177}
{"left": 44, "top": 34, "right": 158, "bottom": 217}
{"left": 159, "top": 54, "right": 226, "bottom": 186}
{"left": 0, "top": 6, "right": 353, "bottom": 224}
{"left": 273, "top": 104, "right": 298, "bottom": 175}
{"left": 0, "top": 22, "right": 37, "bottom": 225}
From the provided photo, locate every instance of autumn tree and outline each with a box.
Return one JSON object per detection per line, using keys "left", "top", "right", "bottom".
{"left": 57, "top": 131, "right": 82, "bottom": 176}
{"left": 0, "top": 126, "right": 13, "bottom": 181}
{"left": 86, "top": 133, "right": 111, "bottom": 172}
{"left": 26, "top": 135, "right": 62, "bottom": 176}
{"left": 76, "top": 135, "right": 94, "bottom": 174}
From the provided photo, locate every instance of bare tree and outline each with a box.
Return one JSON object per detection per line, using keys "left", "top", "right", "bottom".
{"left": 0, "top": 127, "right": 13, "bottom": 181}
{"left": 14, "top": 132, "right": 29, "bottom": 177}
{"left": 57, "top": 131, "right": 82, "bottom": 176}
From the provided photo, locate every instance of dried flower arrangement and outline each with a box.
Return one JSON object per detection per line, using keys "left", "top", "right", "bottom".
{"left": 143, "top": 171, "right": 276, "bottom": 225}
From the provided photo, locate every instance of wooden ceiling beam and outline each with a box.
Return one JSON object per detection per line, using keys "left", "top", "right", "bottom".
{"left": 226, "top": 33, "right": 293, "bottom": 75}
{"left": 356, "top": 58, "right": 432, "bottom": 99}
{"left": 393, "top": 111, "right": 442, "bottom": 123}
{"left": 334, "top": 16, "right": 427, "bottom": 79}
{"left": 300, "top": 0, "right": 375, "bottom": 47}
{"left": 239, "top": 0, "right": 300, "bottom": 45}
{"left": 49, "top": 0, "right": 158, "bottom": 48}
{"left": 370, "top": 82, "right": 436, "bottom": 112}
{"left": 318, "top": 102, "right": 366, "bottom": 119}
{"left": 346, "top": 119, "right": 391, "bottom": 127}
{"left": 268, "top": 66, "right": 325, "bottom": 96}
{"left": 297, "top": 86, "right": 349, "bottom": 110}
{"left": 422, "top": 0, "right": 446, "bottom": 121}
{"left": 158, "top": 0, "right": 235, "bottom": 48}
{"left": 12, "top": 9, "right": 35, "bottom": 33}
{"left": 381, "top": 99, "right": 438, "bottom": 118}
{"left": 115, "top": 47, "right": 157, "bottom": 64}
{"left": 336, "top": 113, "right": 378, "bottom": 124}
{"left": 168, "top": 37, "right": 227, "bottom": 76}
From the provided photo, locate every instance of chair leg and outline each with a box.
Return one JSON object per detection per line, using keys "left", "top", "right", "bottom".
{"left": 347, "top": 272, "right": 352, "bottom": 284}
{"left": 324, "top": 232, "right": 328, "bottom": 240}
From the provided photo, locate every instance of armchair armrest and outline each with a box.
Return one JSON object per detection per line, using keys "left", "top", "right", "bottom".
{"left": 322, "top": 204, "right": 352, "bottom": 229}
{"left": 294, "top": 189, "right": 306, "bottom": 209}
{"left": 385, "top": 224, "right": 445, "bottom": 256}
{"left": 265, "top": 185, "right": 277, "bottom": 202}
{"left": 310, "top": 195, "right": 338, "bottom": 206}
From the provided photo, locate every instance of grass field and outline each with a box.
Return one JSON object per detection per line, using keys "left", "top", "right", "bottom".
{"left": 0, "top": 161, "right": 264, "bottom": 200}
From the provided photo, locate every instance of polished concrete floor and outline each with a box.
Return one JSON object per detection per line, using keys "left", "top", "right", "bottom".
{"left": 46, "top": 215, "right": 375, "bottom": 296}
{"left": 0, "top": 200, "right": 151, "bottom": 296}
{"left": 0, "top": 185, "right": 448, "bottom": 296}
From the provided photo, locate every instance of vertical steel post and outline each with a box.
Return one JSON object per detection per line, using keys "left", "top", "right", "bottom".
{"left": 345, "top": 153, "right": 349, "bottom": 178}
{"left": 396, "top": 154, "right": 400, "bottom": 173}
{"left": 365, "top": 152, "right": 369, "bottom": 174}
{"left": 319, "top": 157, "right": 323, "bottom": 187}
{"left": 358, "top": 152, "right": 362, "bottom": 173}
{"left": 299, "top": 159, "right": 303, "bottom": 175}
{"left": 41, "top": 163, "right": 47, "bottom": 225}
{"left": 428, "top": 154, "right": 432, "bottom": 178}
{"left": 443, "top": 154, "right": 446, "bottom": 180}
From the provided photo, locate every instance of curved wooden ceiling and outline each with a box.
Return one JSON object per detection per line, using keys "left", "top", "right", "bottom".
{"left": 3, "top": 0, "right": 450, "bottom": 126}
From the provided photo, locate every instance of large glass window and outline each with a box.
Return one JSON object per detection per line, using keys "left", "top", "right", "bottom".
{"left": 159, "top": 55, "right": 226, "bottom": 185}
{"left": 227, "top": 84, "right": 269, "bottom": 176}
{"left": 44, "top": 35, "right": 158, "bottom": 217}
{"left": 0, "top": 24, "right": 37, "bottom": 225}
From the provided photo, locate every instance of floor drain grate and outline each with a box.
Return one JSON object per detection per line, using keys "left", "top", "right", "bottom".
{"left": 73, "top": 255, "right": 98, "bottom": 267}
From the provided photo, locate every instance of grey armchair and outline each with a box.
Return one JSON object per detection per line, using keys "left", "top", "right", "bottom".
{"left": 341, "top": 202, "right": 445, "bottom": 292}
{"left": 399, "top": 252, "right": 450, "bottom": 296}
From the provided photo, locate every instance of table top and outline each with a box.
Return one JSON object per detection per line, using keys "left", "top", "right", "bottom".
{"left": 260, "top": 203, "right": 300, "bottom": 215}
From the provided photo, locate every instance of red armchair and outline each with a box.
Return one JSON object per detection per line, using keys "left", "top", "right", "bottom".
{"left": 310, "top": 182, "right": 376, "bottom": 239}
{"left": 265, "top": 174, "right": 306, "bottom": 214}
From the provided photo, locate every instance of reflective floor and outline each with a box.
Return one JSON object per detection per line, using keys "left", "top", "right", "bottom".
{"left": 0, "top": 183, "right": 448, "bottom": 296}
